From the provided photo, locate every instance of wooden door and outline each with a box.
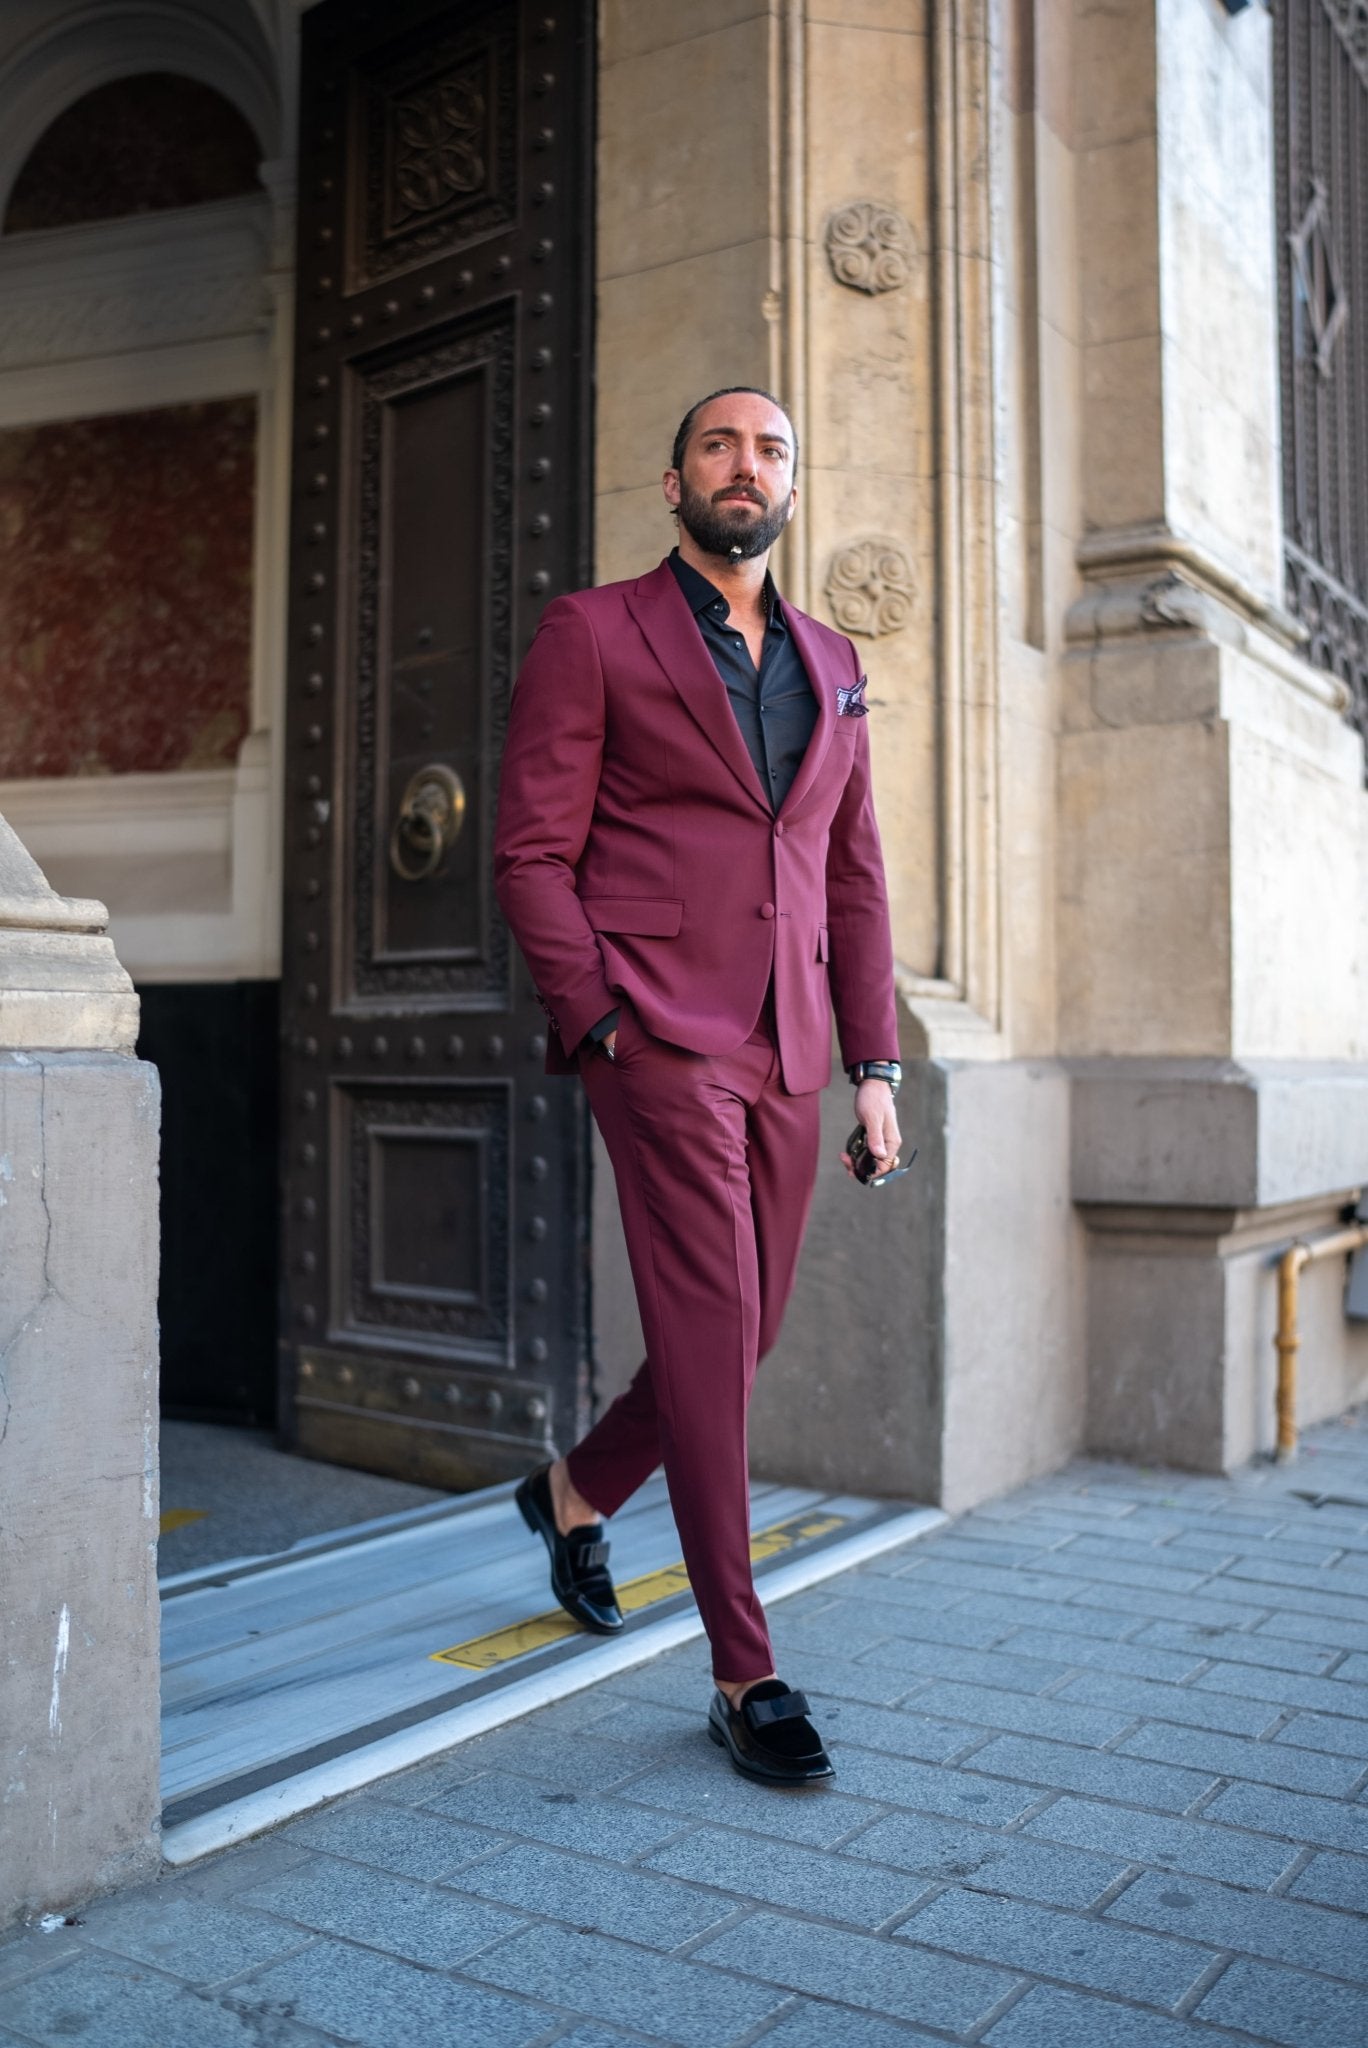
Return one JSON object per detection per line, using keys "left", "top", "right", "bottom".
{"left": 279, "top": 0, "right": 592, "bottom": 1488}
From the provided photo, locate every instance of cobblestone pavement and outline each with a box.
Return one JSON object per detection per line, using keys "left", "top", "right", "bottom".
{"left": 4, "top": 1414, "right": 1367, "bottom": 2047}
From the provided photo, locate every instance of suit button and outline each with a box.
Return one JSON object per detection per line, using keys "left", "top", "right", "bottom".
{"left": 760, "top": 902, "right": 775, "bottom": 919}
{"left": 774, "top": 821, "right": 785, "bottom": 838}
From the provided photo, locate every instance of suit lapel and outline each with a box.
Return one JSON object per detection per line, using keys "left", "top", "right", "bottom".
{"left": 624, "top": 562, "right": 770, "bottom": 811}
{"left": 778, "top": 604, "right": 839, "bottom": 818}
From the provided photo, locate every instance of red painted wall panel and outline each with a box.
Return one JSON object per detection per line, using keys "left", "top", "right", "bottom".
{"left": 0, "top": 398, "right": 255, "bottom": 778}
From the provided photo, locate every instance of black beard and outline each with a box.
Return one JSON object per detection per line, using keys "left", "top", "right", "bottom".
{"left": 676, "top": 481, "right": 789, "bottom": 562}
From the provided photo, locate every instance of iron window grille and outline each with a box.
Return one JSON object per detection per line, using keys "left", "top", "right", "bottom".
{"left": 1274, "top": 0, "right": 1368, "bottom": 756}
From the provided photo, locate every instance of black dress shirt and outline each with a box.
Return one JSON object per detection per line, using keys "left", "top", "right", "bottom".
{"left": 666, "top": 549, "right": 819, "bottom": 813}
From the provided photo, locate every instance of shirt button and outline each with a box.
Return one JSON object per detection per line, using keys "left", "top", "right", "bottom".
{"left": 760, "top": 902, "right": 775, "bottom": 919}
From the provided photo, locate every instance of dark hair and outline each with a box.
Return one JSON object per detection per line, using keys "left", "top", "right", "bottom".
{"left": 669, "top": 386, "right": 799, "bottom": 477}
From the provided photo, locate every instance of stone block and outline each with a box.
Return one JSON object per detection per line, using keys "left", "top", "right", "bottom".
{"left": 594, "top": 244, "right": 774, "bottom": 498}
{"left": 1081, "top": 333, "right": 1165, "bottom": 531}
{"left": 598, "top": 19, "right": 771, "bottom": 279}
{"left": 237, "top": 1858, "right": 522, "bottom": 1968}
{"left": 1274, "top": 1710, "right": 1368, "bottom": 1759}
{"left": 0, "top": 1050, "right": 161, "bottom": 1929}
{"left": 999, "top": 1628, "right": 1204, "bottom": 1686}
{"left": 803, "top": 1694, "right": 978, "bottom": 1764}
{"left": 827, "top": 1750, "right": 1042, "bottom": 1825}
{"left": 1194, "top": 1664, "right": 1368, "bottom": 1721}
{"left": 644, "top": 1823, "right": 923, "bottom": 1928}
{"left": 600, "top": 0, "right": 771, "bottom": 66}
{"left": 898, "top": 1884, "right": 1215, "bottom": 2009}
{"left": 965, "top": 1734, "right": 1216, "bottom": 1812}
{"left": 1135, "top": 1620, "right": 1338, "bottom": 1677}
{"left": 0, "top": 1953, "right": 314, "bottom": 2048}
{"left": 692, "top": 1910, "right": 1019, "bottom": 2034}
{"left": 448, "top": 1841, "right": 733, "bottom": 1951}
{"left": 1074, "top": 0, "right": 1157, "bottom": 152}
{"left": 618, "top": 1754, "right": 878, "bottom": 1845}
{"left": 1107, "top": 1865, "right": 1368, "bottom": 1984}
{"left": 426, "top": 1772, "right": 682, "bottom": 1859}
{"left": 80, "top": 1893, "right": 304, "bottom": 1987}
{"left": 1251, "top": 1609, "right": 1368, "bottom": 1655}
{"left": 843, "top": 1810, "right": 1125, "bottom": 1909}
{"left": 1077, "top": 135, "right": 1159, "bottom": 347}
{"left": 1024, "top": 1547, "right": 1215, "bottom": 1595}
{"left": 757, "top": 2002, "right": 941, "bottom": 2048}
{"left": 455, "top": 1724, "right": 652, "bottom": 1794}
{"left": 1194, "top": 1955, "right": 1368, "bottom": 2048}
{"left": 862, "top": 1638, "right": 1077, "bottom": 1693}
{"left": 899, "top": 1677, "right": 1135, "bottom": 1748}
{"left": 1023, "top": 1794, "right": 1297, "bottom": 1890}
{"left": 1287, "top": 1849, "right": 1368, "bottom": 1913}
{"left": 228, "top": 1938, "right": 548, "bottom": 2048}
{"left": 948, "top": 1589, "right": 1137, "bottom": 1639}
{"left": 280, "top": 1799, "right": 495, "bottom": 1881}
{"left": 1056, "top": 1668, "right": 1279, "bottom": 1739}
{"left": 1119, "top": 1722, "right": 1362, "bottom": 1799}
{"left": 465, "top": 1922, "right": 788, "bottom": 2048}
{"left": 1058, "top": 721, "right": 1231, "bottom": 1059}
{"left": 984, "top": 1981, "right": 1210, "bottom": 2047}
{"left": 1202, "top": 1781, "right": 1368, "bottom": 1855}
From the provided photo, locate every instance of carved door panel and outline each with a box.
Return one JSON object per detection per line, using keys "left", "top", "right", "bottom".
{"left": 279, "top": 0, "right": 592, "bottom": 1488}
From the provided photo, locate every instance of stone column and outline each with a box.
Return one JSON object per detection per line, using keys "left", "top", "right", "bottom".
{"left": 1060, "top": 0, "right": 1368, "bottom": 1467}
{"left": 0, "top": 814, "right": 161, "bottom": 1928}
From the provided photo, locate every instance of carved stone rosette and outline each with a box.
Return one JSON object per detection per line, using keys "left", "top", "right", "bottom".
{"left": 824, "top": 199, "right": 916, "bottom": 294}
{"left": 825, "top": 537, "right": 915, "bottom": 638}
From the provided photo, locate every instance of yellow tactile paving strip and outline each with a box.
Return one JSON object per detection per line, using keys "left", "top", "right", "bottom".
{"left": 432, "top": 1509, "right": 847, "bottom": 1671}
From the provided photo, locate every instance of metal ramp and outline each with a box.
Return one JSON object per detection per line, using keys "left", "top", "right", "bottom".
{"left": 159, "top": 1474, "right": 944, "bottom": 1864}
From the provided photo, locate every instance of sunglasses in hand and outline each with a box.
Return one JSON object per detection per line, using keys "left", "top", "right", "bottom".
{"left": 847, "top": 1125, "right": 916, "bottom": 1189}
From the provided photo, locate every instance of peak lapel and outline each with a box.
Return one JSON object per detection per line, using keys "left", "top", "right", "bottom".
{"left": 625, "top": 564, "right": 771, "bottom": 813}
{"left": 778, "top": 605, "right": 839, "bottom": 818}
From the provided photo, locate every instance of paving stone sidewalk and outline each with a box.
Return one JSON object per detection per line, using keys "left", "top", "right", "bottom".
{"left": 4, "top": 1414, "right": 1368, "bottom": 2048}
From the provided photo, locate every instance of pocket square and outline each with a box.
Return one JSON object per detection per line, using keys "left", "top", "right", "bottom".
{"left": 836, "top": 676, "right": 869, "bottom": 717}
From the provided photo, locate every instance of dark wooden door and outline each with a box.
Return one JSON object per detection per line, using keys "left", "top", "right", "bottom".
{"left": 279, "top": 0, "right": 592, "bottom": 1489}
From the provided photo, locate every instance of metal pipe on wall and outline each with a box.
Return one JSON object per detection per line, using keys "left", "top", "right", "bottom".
{"left": 1274, "top": 1222, "right": 1368, "bottom": 1462}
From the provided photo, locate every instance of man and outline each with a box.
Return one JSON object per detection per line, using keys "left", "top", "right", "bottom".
{"left": 494, "top": 387, "right": 901, "bottom": 1783}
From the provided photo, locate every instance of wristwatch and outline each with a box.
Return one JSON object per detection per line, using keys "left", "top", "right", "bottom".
{"left": 848, "top": 1059, "right": 902, "bottom": 1096}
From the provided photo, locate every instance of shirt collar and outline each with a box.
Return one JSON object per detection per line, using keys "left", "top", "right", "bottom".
{"left": 667, "top": 548, "right": 783, "bottom": 626}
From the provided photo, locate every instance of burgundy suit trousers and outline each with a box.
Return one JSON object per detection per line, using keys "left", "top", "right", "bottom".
{"left": 566, "top": 1002, "right": 821, "bottom": 1681}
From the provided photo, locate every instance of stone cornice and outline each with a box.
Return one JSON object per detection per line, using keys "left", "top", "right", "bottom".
{"left": 1073, "top": 522, "right": 1304, "bottom": 646}
{"left": 0, "top": 814, "right": 137, "bottom": 1051}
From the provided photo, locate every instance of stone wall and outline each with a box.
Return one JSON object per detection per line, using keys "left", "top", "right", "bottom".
{"left": 0, "top": 814, "right": 161, "bottom": 1930}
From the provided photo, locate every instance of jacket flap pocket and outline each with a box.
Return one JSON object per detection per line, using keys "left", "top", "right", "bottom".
{"left": 817, "top": 925, "right": 830, "bottom": 963}
{"left": 580, "top": 895, "right": 684, "bottom": 937}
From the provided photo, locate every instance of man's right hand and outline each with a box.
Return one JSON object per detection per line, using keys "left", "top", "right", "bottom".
{"left": 601, "top": 1030, "right": 618, "bottom": 1059}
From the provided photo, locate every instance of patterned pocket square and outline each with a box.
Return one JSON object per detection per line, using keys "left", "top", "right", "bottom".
{"left": 836, "top": 676, "right": 869, "bottom": 717}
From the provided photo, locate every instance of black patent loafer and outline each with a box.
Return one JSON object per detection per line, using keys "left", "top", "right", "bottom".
{"left": 515, "top": 1463, "right": 624, "bottom": 1635}
{"left": 707, "top": 1678, "right": 834, "bottom": 1783}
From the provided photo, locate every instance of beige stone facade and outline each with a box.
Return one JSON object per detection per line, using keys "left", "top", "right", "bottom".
{"left": 0, "top": 0, "right": 1363, "bottom": 1538}
{"left": 593, "top": 0, "right": 1368, "bottom": 1503}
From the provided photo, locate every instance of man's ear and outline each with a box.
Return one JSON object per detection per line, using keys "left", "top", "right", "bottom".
{"left": 662, "top": 467, "right": 681, "bottom": 509}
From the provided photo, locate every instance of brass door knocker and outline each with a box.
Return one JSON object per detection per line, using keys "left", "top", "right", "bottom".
{"left": 389, "top": 763, "right": 466, "bottom": 880}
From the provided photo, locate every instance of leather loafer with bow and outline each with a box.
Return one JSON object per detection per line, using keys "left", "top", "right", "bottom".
{"left": 515, "top": 1463, "right": 624, "bottom": 1635}
{"left": 707, "top": 1678, "right": 834, "bottom": 1783}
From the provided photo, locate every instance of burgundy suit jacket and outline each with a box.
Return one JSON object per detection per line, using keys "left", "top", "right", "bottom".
{"left": 494, "top": 559, "right": 898, "bottom": 1094}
